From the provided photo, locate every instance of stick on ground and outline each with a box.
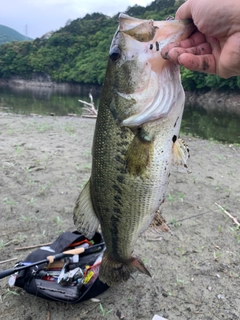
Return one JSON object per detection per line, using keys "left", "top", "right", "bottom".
{"left": 15, "top": 242, "right": 52, "bottom": 251}
{"left": 0, "top": 258, "right": 18, "bottom": 265}
{"left": 215, "top": 202, "right": 240, "bottom": 227}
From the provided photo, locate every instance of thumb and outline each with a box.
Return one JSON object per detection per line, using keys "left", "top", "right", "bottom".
{"left": 175, "top": 1, "right": 193, "bottom": 20}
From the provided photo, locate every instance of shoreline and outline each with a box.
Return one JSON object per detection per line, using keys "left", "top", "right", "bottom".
{"left": 0, "top": 77, "right": 240, "bottom": 113}
{"left": 185, "top": 90, "right": 240, "bottom": 115}
{"left": 0, "top": 76, "right": 102, "bottom": 95}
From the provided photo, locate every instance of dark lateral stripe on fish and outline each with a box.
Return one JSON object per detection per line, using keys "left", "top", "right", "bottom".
{"left": 117, "top": 140, "right": 129, "bottom": 147}
{"left": 114, "top": 195, "right": 123, "bottom": 206}
{"left": 117, "top": 166, "right": 127, "bottom": 174}
{"left": 115, "top": 154, "right": 125, "bottom": 165}
{"left": 110, "top": 214, "right": 121, "bottom": 253}
{"left": 156, "top": 41, "right": 159, "bottom": 51}
{"left": 113, "top": 207, "right": 121, "bottom": 214}
{"left": 149, "top": 44, "right": 153, "bottom": 50}
{"left": 113, "top": 184, "right": 122, "bottom": 194}
{"left": 116, "top": 175, "right": 125, "bottom": 184}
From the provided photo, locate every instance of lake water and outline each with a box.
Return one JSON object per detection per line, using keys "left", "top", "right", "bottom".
{"left": 0, "top": 86, "right": 240, "bottom": 144}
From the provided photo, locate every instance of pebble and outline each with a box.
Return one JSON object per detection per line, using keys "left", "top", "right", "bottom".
{"left": 152, "top": 315, "right": 168, "bottom": 320}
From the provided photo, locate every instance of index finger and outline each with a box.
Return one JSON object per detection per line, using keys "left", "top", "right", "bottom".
{"left": 175, "top": 31, "right": 206, "bottom": 48}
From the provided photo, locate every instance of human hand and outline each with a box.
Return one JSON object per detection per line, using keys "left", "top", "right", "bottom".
{"left": 161, "top": 0, "right": 240, "bottom": 78}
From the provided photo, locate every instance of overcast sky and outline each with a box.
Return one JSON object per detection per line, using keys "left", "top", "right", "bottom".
{"left": 1, "top": 0, "right": 150, "bottom": 39}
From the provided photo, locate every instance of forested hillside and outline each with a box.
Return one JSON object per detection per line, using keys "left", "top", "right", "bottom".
{"left": 0, "top": 0, "right": 239, "bottom": 91}
{"left": 0, "top": 24, "right": 31, "bottom": 45}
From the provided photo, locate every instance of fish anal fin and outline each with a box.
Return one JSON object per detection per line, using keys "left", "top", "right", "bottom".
{"left": 73, "top": 180, "right": 99, "bottom": 239}
{"left": 99, "top": 252, "right": 151, "bottom": 286}
{"left": 126, "top": 128, "right": 154, "bottom": 176}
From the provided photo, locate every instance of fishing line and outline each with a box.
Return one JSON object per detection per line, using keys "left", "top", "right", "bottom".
{"left": 169, "top": 209, "right": 215, "bottom": 224}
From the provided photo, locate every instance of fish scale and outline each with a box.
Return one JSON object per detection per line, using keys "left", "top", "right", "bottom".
{"left": 73, "top": 14, "right": 194, "bottom": 286}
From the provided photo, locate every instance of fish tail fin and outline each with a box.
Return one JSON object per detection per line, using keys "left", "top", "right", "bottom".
{"left": 99, "top": 252, "right": 151, "bottom": 286}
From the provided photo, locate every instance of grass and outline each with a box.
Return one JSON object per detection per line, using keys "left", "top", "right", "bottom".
{"left": 64, "top": 125, "right": 76, "bottom": 136}
{"left": 229, "top": 226, "right": 240, "bottom": 243}
{"left": 0, "top": 240, "right": 13, "bottom": 250}
{"left": 28, "top": 179, "right": 36, "bottom": 186}
{"left": 170, "top": 217, "right": 180, "bottom": 228}
{"left": 3, "top": 289, "right": 20, "bottom": 301}
{"left": 99, "top": 303, "right": 113, "bottom": 317}
{"left": 173, "top": 276, "right": 188, "bottom": 288}
{"left": 176, "top": 192, "right": 185, "bottom": 202}
{"left": 52, "top": 216, "right": 63, "bottom": 231}
{"left": 41, "top": 230, "right": 46, "bottom": 238}
{"left": 213, "top": 250, "right": 223, "bottom": 261}
{"left": 14, "top": 144, "right": 22, "bottom": 154}
{"left": 167, "top": 193, "right": 175, "bottom": 202}
{"left": 35, "top": 123, "right": 54, "bottom": 133}
{"left": 3, "top": 197, "right": 17, "bottom": 206}
{"left": 20, "top": 215, "right": 32, "bottom": 222}
{"left": 27, "top": 197, "right": 35, "bottom": 206}
{"left": 37, "top": 183, "right": 51, "bottom": 196}
{"left": 167, "top": 192, "right": 185, "bottom": 204}
{"left": 84, "top": 163, "right": 91, "bottom": 170}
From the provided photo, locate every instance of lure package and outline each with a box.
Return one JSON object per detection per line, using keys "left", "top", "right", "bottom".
{"left": 9, "top": 231, "right": 109, "bottom": 303}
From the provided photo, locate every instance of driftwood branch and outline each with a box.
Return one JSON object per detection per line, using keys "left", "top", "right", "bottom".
{"left": 215, "top": 202, "right": 240, "bottom": 227}
{"left": 79, "top": 93, "right": 98, "bottom": 117}
{"left": 78, "top": 100, "right": 93, "bottom": 108}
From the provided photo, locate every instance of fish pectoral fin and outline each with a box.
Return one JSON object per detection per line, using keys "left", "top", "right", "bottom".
{"left": 125, "top": 128, "right": 154, "bottom": 176}
{"left": 172, "top": 137, "right": 190, "bottom": 171}
{"left": 73, "top": 180, "right": 99, "bottom": 239}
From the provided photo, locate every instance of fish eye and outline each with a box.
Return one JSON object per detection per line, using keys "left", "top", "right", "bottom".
{"left": 109, "top": 45, "right": 121, "bottom": 62}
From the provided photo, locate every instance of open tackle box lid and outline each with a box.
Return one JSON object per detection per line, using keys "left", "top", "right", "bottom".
{"left": 6, "top": 231, "right": 109, "bottom": 303}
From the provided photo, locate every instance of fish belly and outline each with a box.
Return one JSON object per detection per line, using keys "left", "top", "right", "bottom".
{"left": 90, "top": 100, "right": 178, "bottom": 261}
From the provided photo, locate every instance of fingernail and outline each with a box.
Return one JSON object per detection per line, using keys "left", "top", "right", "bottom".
{"left": 161, "top": 51, "right": 169, "bottom": 60}
{"left": 178, "top": 56, "right": 183, "bottom": 66}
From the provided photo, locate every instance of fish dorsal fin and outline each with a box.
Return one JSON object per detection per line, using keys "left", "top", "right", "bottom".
{"left": 73, "top": 180, "right": 99, "bottom": 239}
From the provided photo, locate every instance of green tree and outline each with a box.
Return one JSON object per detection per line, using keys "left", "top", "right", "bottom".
{"left": 0, "top": 1, "right": 238, "bottom": 92}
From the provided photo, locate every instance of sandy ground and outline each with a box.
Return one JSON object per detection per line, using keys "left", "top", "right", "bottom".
{"left": 0, "top": 114, "right": 240, "bottom": 320}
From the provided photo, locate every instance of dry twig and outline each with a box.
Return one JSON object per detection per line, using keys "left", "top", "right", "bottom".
{"left": 0, "top": 257, "right": 17, "bottom": 265}
{"left": 15, "top": 242, "right": 52, "bottom": 251}
{"left": 47, "top": 302, "right": 51, "bottom": 320}
{"left": 215, "top": 202, "right": 240, "bottom": 227}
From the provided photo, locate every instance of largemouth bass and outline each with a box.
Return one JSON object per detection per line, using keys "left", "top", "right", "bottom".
{"left": 73, "top": 14, "right": 195, "bottom": 286}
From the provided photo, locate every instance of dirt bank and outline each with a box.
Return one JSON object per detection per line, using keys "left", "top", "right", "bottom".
{"left": 0, "top": 114, "right": 240, "bottom": 320}
{"left": 185, "top": 90, "right": 240, "bottom": 115}
{"left": 0, "top": 76, "right": 101, "bottom": 95}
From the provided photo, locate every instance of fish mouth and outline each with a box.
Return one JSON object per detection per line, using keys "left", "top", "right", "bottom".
{"left": 110, "top": 15, "right": 195, "bottom": 128}
{"left": 119, "top": 13, "right": 195, "bottom": 44}
{"left": 117, "top": 14, "right": 196, "bottom": 71}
